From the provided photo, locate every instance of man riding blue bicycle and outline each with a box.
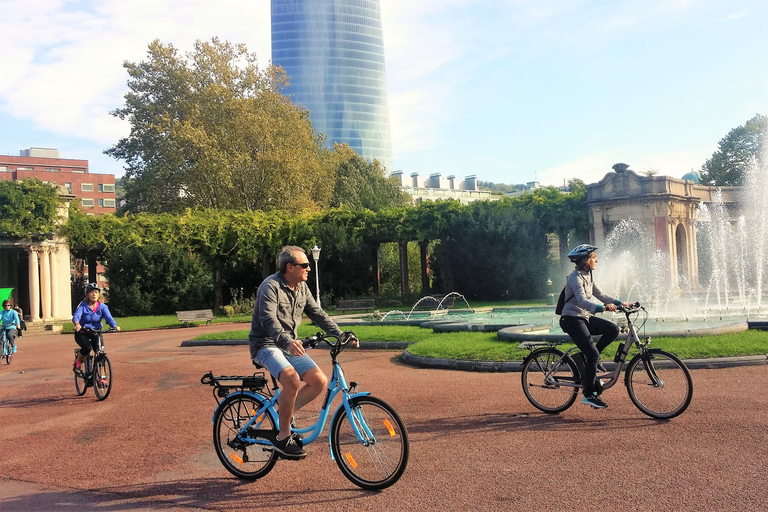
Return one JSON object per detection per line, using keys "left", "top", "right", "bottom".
{"left": 248, "top": 245, "right": 358, "bottom": 459}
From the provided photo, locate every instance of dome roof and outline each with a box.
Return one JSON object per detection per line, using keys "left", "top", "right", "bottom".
{"left": 682, "top": 171, "right": 701, "bottom": 183}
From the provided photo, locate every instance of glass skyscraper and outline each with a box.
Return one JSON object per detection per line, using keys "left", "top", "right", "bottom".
{"left": 271, "top": 0, "right": 394, "bottom": 172}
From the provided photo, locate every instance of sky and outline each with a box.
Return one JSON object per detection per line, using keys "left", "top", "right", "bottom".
{"left": 1, "top": 0, "right": 767, "bottom": 187}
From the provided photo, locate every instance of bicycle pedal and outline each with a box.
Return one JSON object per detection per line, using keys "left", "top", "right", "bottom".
{"left": 278, "top": 452, "right": 308, "bottom": 461}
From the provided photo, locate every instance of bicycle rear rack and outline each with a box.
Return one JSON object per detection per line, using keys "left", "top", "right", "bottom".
{"left": 201, "top": 371, "right": 269, "bottom": 403}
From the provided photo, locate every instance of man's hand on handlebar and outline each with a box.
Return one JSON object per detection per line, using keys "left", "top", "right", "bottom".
{"left": 341, "top": 331, "right": 359, "bottom": 348}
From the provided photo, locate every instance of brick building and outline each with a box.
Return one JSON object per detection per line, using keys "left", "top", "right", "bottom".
{"left": 0, "top": 147, "right": 117, "bottom": 215}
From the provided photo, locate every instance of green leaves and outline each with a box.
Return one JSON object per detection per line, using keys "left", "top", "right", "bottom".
{"left": 700, "top": 114, "right": 767, "bottom": 186}
{"left": 0, "top": 179, "right": 64, "bottom": 240}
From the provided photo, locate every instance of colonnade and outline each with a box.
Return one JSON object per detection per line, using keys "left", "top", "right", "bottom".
{"left": 25, "top": 243, "right": 72, "bottom": 323}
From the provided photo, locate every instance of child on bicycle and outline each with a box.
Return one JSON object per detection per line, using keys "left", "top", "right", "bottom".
{"left": 1, "top": 299, "right": 21, "bottom": 354}
{"left": 559, "top": 244, "right": 632, "bottom": 409}
{"left": 72, "top": 283, "right": 120, "bottom": 371}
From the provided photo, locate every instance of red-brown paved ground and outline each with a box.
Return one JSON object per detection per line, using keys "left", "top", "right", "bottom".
{"left": 1, "top": 325, "right": 767, "bottom": 511}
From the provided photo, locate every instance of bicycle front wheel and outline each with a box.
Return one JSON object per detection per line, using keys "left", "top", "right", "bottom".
{"left": 3, "top": 340, "right": 12, "bottom": 365}
{"left": 626, "top": 349, "right": 693, "bottom": 419}
{"left": 93, "top": 355, "right": 112, "bottom": 401}
{"left": 521, "top": 348, "right": 579, "bottom": 413}
{"left": 330, "top": 396, "right": 409, "bottom": 491}
{"left": 213, "top": 394, "right": 277, "bottom": 480}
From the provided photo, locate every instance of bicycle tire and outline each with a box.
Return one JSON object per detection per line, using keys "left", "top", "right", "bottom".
{"left": 213, "top": 393, "right": 278, "bottom": 480}
{"left": 625, "top": 349, "right": 693, "bottom": 419}
{"left": 521, "top": 348, "right": 579, "bottom": 413}
{"left": 3, "top": 339, "right": 12, "bottom": 365}
{"left": 330, "top": 395, "right": 409, "bottom": 490}
{"left": 93, "top": 355, "right": 112, "bottom": 401}
{"left": 74, "top": 365, "right": 88, "bottom": 395}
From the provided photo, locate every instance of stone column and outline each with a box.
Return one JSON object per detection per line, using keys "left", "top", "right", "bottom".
{"left": 40, "top": 248, "right": 52, "bottom": 321}
{"left": 49, "top": 250, "right": 60, "bottom": 318}
{"left": 28, "top": 249, "right": 40, "bottom": 321}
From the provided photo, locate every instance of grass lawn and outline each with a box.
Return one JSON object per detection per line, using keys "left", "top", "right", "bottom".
{"left": 58, "top": 310, "right": 768, "bottom": 362}
{"left": 190, "top": 323, "right": 768, "bottom": 362}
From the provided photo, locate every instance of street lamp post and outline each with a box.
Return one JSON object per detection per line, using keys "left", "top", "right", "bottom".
{"left": 311, "top": 245, "right": 321, "bottom": 308}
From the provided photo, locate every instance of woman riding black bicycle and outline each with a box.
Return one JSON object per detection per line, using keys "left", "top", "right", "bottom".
{"left": 559, "top": 244, "right": 633, "bottom": 409}
{"left": 72, "top": 283, "right": 120, "bottom": 372}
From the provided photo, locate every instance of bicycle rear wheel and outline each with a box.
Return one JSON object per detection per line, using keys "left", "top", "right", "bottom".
{"left": 213, "top": 394, "right": 277, "bottom": 480}
{"left": 626, "top": 349, "right": 692, "bottom": 419}
{"left": 93, "top": 355, "right": 112, "bottom": 401}
{"left": 330, "top": 395, "right": 409, "bottom": 490}
{"left": 521, "top": 348, "right": 579, "bottom": 413}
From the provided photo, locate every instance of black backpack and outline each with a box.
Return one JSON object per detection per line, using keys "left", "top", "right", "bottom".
{"left": 554, "top": 287, "right": 567, "bottom": 315}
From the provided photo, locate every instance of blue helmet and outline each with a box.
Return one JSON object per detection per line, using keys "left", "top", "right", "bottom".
{"left": 567, "top": 244, "right": 598, "bottom": 263}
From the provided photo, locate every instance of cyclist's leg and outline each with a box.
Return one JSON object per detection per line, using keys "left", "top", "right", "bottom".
{"left": 560, "top": 315, "right": 597, "bottom": 396}
{"left": 73, "top": 332, "right": 92, "bottom": 366}
{"left": 255, "top": 347, "right": 301, "bottom": 440}
{"left": 589, "top": 316, "right": 620, "bottom": 354}
{"left": 6, "top": 328, "right": 16, "bottom": 351}
{"left": 291, "top": 358, "right": 328, "bottom": 412}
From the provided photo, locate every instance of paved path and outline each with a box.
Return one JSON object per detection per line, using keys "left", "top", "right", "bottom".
{"left": 2, "top": 325, "right": 767, "bottom": 511}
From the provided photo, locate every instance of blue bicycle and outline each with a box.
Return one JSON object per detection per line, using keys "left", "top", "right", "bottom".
{"left": 1, "top": 328, "right": 15, "bottom": 365}
{"left": 202, "top": 331, "right": 409, "bottom": 490}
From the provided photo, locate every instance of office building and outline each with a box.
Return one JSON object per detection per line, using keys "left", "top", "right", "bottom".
{"left": 0, "top": 148, "right": 117, "bottom": 215}
{"left": 271, "top": 0, "right": 394, "bottom": 171}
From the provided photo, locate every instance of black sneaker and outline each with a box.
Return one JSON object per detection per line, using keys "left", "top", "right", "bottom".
{"left": 290, "top": 432, "right": 304, "bottom": 448}
{"left": 273, "top": 435, "right": 307, "bottom": 459}
{"left": 582, "top": 393, "right": 608, "bottom": 409}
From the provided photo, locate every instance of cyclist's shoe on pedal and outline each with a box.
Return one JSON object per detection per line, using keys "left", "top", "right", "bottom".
{"left": 290, "top": 431, "right": 304, "bottom": 448}
{"left": 73, "top": 358, "right": 82, "bottom": 371}
{"left": 273, "top": 435, "right": 307, "bottom": 459}
{"left": 97, "top": 378, "right": 108, "bottom": 388}
{"left": 582, "top": 393, "right": 608, "bottom": 409}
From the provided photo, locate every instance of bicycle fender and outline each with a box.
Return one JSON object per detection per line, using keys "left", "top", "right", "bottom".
{"left": 210, "top": 390, "right": 275, "bottom": 424}
{"left": 623, "top": 349, "right": 663, "bottom": 387}
{"left": 328, "top": 392, "right": 372, "bottom": 457}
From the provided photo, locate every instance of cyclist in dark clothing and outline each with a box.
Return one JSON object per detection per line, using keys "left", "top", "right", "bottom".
{"left": 559, "top": 244, "right": 632, "bottom": 409}
{"left": 72, "top": 283, "right": 120, "bottom": 371}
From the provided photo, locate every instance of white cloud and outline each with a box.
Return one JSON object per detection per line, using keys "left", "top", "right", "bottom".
{"left": 0, "top": 0, "right": 271, "bottom": 146}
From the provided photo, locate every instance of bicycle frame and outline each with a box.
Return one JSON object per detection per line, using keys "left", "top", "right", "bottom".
{"left": 533, "top": 305, "right": 652, "bottom": 392}
{"left": 210, "top": 352, "right": 371, "bottom": 460}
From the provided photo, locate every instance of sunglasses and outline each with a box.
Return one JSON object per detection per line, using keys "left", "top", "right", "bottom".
{"left": 3, "top": 305, "right": 10, "bottom": 308}
{"left": 291, "top": 262, "right": 311, "bottom": 269}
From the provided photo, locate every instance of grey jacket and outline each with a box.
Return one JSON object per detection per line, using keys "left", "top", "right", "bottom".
{"left": 248, "top": 271, "right": 343, "bottom": 360}
{"left": 560, "top": 269, "right": 618, "bottom": 319}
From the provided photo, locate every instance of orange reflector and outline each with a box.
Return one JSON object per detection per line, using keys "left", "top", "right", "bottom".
{"left": 345, "top": 452, "right": 358, "bottom": 468}
{"left": 384, "top": 419, "right": 396, "bottom": 437}
{"left": 231, "top": 453, "right": 244, "bottom": 464}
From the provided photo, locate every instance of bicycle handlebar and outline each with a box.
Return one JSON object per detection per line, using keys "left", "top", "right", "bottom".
{"left": 617, "top": 302, "right": 643, "bottom": 314}
{"left": 79, "top": 327, "right": 120, "bottom": 333}
{"left": 301, "top": 330, "right": 359, "bottom": 352}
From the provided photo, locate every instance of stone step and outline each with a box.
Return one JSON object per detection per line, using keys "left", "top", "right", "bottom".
{"left": 19, "top": 322, "right": 64, "bottom": 336}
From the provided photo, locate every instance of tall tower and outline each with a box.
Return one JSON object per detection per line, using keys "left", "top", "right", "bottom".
{"left": 271, "top": 0, "right": 394, "bottom": 172}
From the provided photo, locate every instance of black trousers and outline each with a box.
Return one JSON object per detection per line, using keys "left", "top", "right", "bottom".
{"left": 559, "top": 315, "right": 619, "bottom": 396}
{"left": 74, "top": 330, "right": 100, "bottom": 356}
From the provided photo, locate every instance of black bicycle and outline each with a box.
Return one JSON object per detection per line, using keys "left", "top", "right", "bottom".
{"left": 74, "top": 327, "right": 116, "bottom": 400}
{"left": 521, "top": 303, "right": 693, "bottom": 419}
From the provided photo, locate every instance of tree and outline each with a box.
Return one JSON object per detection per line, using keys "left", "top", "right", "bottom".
{"left": 700, "top": 114, "right": 767, "bottom": 186}
{"left": 107, "top": 38, "right": 332, "bottom": 213}
{"left": 325, "top": 143, "right": 412, "bottom": 211}
{"left": 0, "top": 179, "right": 64, "bottom": 240}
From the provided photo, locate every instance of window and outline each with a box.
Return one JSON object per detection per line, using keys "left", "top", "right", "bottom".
{"left": 81, "top": 183, "right": 94, "bottom": 192}
{"left": 64, "top": 182, "right": 72, "bottom": 193}
{"left": 81, "top": 198, "right": 94, "bottom": 207}
{"left": 103, "top": 198, "right": 116, "bottom": 208}
{"left": 98, "top": 183, "right": 116, "bottom": 193}
{"left": 45, "top": 168, "right": 60, "bottom": 172}
{"left": 17, "top": 167, "right": 33, "bottom": 171}
{"left": 73, "top": 168, "right": 86, "bottom": 173}
{"left": 0, "top": 166, "right": 7, "bottom": 172}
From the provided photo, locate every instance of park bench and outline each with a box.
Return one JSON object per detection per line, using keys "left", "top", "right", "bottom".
{"left": 176, "top": 309, "right": 216, "bottom": 327}
{"left": 336, "top": 299, "right": 375, "bottom": 313}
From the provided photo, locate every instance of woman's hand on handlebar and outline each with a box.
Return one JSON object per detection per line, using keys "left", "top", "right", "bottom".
{"left": 604, "top": 303, "right": 618, "bottom": 312}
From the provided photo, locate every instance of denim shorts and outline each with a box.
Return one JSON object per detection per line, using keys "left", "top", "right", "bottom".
{"left": 254, "top": 346, "right": 318, "bottom": 379}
